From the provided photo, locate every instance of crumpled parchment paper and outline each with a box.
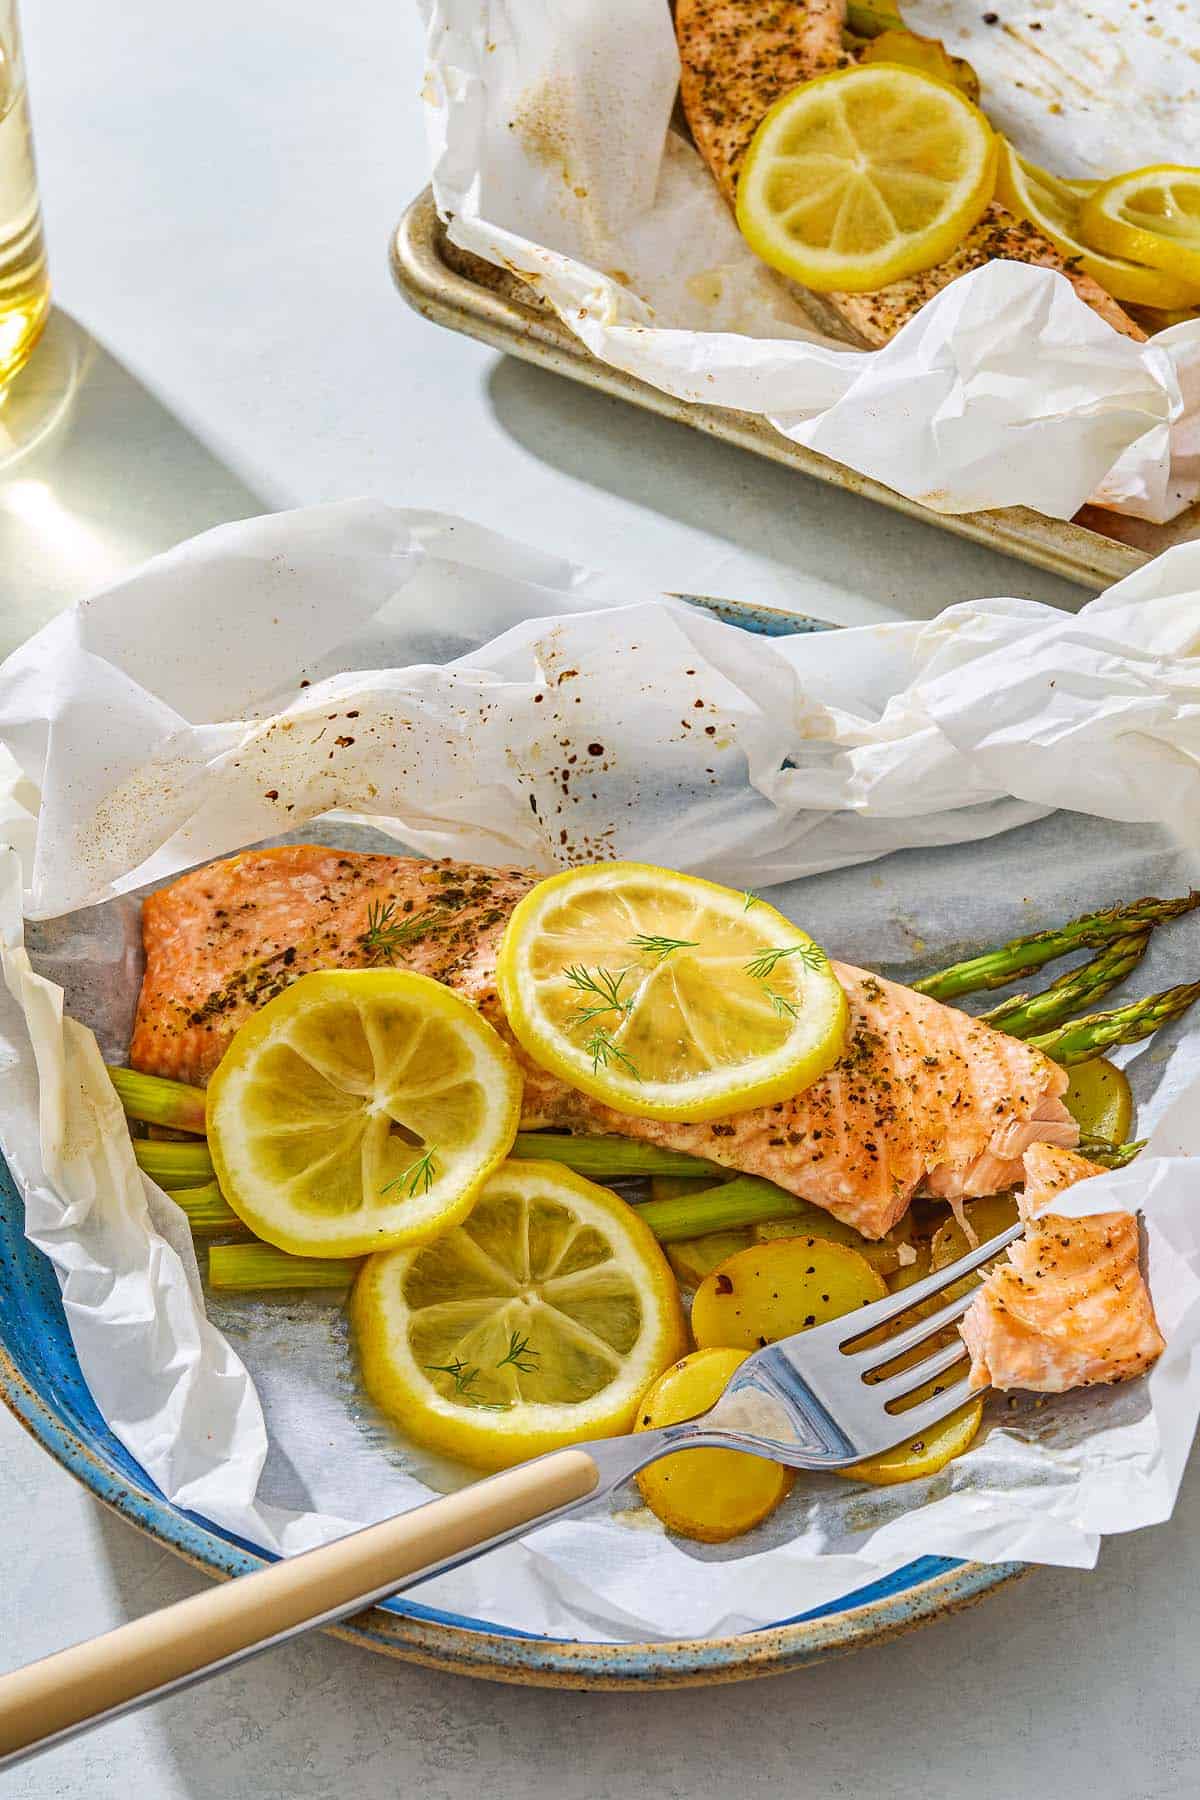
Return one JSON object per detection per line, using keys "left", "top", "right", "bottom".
{"left": 1, "top": 498, "right": 1200, "bottom": 1640}
{"left": 418, "top": 0, "right": 1200, "bottom": 524}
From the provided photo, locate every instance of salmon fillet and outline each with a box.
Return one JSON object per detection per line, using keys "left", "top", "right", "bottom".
{"left": 130, "top": 846, "right": 1075, "bottom": 1240}
{"left": 674, "top": 0, "right": 1145, "bottom": 344}
{"left": 960, "top": 1143, "right": 1165, "bottom": 1392}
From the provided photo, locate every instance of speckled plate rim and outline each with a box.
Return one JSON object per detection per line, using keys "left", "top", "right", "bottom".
{"left": 0, "top": 592, "right": 1030, "bottom": 1688}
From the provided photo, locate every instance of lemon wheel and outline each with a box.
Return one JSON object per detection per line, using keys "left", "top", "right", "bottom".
{"left": 207, "top": 969, "right": 522, "bottom": 1258}
{"left": 735, "top": 64, "right": 997, "bottom": 294}
{"left": 1080, "top": 166, "right": 1200, "bottom": 291}
{"left": 496, "top": 862, "right": 848, "bottom": 1123}
{"left": 352, "top": 1161, "right": 688, "bottom": 1470}
{"left": 995, "top": 143, "right": 1200, "bottom": 310}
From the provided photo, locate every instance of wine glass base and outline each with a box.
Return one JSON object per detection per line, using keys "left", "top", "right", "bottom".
{"left": 0, "top": 310, "right": 88, "bottom": 471}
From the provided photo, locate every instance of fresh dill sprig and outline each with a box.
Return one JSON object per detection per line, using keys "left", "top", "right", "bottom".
{"left": 382, "top": 1146, "right": 437, "bottom": 1198}
{"left": 497, "top": 1330, "right": 540, "bottom": 1374}
{"left": 425, "top": 1356, "right": 482, "bottom": 1397}
{"left": 361, "top": 898, "right": 424, "bottom": 964}
{"left": 743, "top": 891, "right": 761, "bottom": 912}
{"left": 744, "top": 942, "right": 828, "bottom": 981}
{"left": 424, "top": 1355, "right": 509, "bottom": 1410}
{"left": 564, "top": 963, "right": 633, "bottom": 1025}
{"left": 628, "top": 933, "right": 698, "bottom": 963}
{"left": 767, "top": 989, "right": 801, "bottom": 1020}
{"left": 584, "top": 1026, "right": 641, "bottom": 1080}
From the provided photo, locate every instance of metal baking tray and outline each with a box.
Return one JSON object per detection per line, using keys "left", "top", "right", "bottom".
{"left": 391, "top": 188, "right": 1198, "bottom": 592}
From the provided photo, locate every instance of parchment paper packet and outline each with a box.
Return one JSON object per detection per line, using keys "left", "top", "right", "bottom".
{"left": 419, "top": 0, "right": 1200, "bottom": 523}
{"left": 2, "top": 499, "right": 1200, "bottom": 1640}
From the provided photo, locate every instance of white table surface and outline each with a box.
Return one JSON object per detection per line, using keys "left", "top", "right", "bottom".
{"left": 2, "top": 3, "right": 1195, "bottom": 1796}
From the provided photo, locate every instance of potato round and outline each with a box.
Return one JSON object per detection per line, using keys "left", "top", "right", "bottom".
{"left": 839, "top": 1398, "right": 984, "bottom": 1487}
{"left": 635, "top": 1349, "right": 791, "bottom": 1542}
{"left": 666, "top": 1230, "right": 753, "bottom": 1290}
{"left": 752, "top": 1209, "right": 912, "bottom": 1277}
{"left": 691, "top": 1238, "right": 886, "bottom": 1353}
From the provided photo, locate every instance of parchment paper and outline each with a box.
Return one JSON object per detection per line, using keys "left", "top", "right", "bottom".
{"left": 2, "top": 499, "right": 1200, "bottom": 1640}
{"left": 419, "top": 0, "right": 1200, "bottom": 524}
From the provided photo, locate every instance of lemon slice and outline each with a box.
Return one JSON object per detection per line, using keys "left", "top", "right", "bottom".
{"left": 496, "top": 862, "right": 848, "bottom": 1123}
{"left": 207, "top": 970, "right": 522, "bottom": 1258}
{"left": 995, "top": 142, "right": 1200, "bottom": 310}
{"left": 352, "top": 1160, "right": 687, "bottom": 1469}
{"left": 860, "top": 29, "right": 980, "bottom": 104}
{"left": 735, "top": 64, "right": 997, "bottom": 294}
{"left": 1080, "top": 165, "right": 1200, "bottom": 290}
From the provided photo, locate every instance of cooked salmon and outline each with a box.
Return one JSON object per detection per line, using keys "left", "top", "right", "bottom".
{"left": 674, "top": 0, "right": 1145, "bottom": 344}
{"left": 130, "top": 846, "right": 1076, "bottom": 1240}
{"left": 960, "top": 1143, "right": 1165, "bottom": 1391}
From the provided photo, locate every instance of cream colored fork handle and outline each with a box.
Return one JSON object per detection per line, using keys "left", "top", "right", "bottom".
{"left": 0, "top": 1446, "right": 599, "bottom": 1766}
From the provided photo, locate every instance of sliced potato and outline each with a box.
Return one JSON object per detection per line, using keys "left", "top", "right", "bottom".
{"left": 666, "top": 1229, "right": 753, "bottom": 1290}
{"left": 691, "top": 1238, "right": 886, "bottom": 1353}
{"left": 753, "top": 1208, "right": 912, "bottom": 1277}
{"left": 930, "top": 1194, "right": 1021, "bottom": 1273}
{"left": 887, "top": 1240, "right": 932, "bottom": 1294}
{"left": 840, "top": 1398, "right": 984, "bottom": 1486}
{"left": 1065, "top": 1057, "right": 1134, "bottom": 1145}
{"left": 635, "top": 1349, "right": 792, "bottom": 1541}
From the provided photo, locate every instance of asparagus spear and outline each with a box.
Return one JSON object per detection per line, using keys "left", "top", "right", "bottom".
{"left": 1077, "top": 1134, "right": 1146, "bottom": 1169}
{"left": 107, "top": 1064, "right": 207, "bottom": 1134}
{"left": 107, "top": 1069, "right": 725, "bottom": 1183}
{"left": 511, "top": 1133, "right": 717, "bottom": 1178}
{"left": 913, "top": 893, "right": 1199, "bottom": 1001}
{"left": 1029, "top": 981, "right": 1200, "bottom": 1066}
{"left": 208, "top": 1243, "right": 360, "bottom": 1291}
{"left": 132, "top": 1137, "right": 214, "bottom": 1187}
{"left": 980, "top": 931, "right": 1151, "bottom": 1038}
{"left": 638, "top": 1175, "right": 815, "bottom": 1242}
{"left": 165, "top": 1180, "right": 250, "bottom": 1240}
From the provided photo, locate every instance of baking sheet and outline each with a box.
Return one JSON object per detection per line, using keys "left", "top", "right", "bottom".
{"left": 392, "top": 190, "right": 1198, "bottom": 593}
{"left": 418, "top": 0, "right": 1200, "bottom": 526}
{"left": 2, "top": 500, "right": 1200, "bottom": 1640}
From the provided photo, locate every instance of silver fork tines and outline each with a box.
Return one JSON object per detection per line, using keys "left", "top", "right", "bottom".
{"left": 699, "top": 1220, "right": 1024, "bottom": 1470}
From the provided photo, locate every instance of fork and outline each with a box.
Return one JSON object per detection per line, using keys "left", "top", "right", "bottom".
{"left": 0, "top": 1221, "right": 1019, "bottom": 1767}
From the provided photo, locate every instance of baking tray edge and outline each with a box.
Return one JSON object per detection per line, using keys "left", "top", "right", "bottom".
{"left": 390, "top": 188, "right": 1159, "bottom": 595}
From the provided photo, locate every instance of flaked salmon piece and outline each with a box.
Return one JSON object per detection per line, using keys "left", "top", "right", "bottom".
{"left": 674, "top": 0, "right": 1145, "bottom": 344}
{"left": 131, "top": 847, "right": 1075, "bottom": 1240}
{"left": 960, "top": 1143, "right": 1165, "bottom": 1393}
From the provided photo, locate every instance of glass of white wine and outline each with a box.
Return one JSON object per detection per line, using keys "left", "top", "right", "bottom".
{"left": 0, "top": 0, "right": 48, "bottom": 388}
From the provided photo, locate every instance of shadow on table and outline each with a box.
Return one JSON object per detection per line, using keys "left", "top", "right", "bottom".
{"left": 0, "top": 309, "right": 271, "bottom": 656}
{"left": 483, "top": 355, "right": 1092, "bottom": 622}
{"left": 69, "top": 1437, "right": 1200, "bottom": 1800}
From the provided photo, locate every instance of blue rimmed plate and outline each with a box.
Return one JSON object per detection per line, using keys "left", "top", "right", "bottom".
{"left": 0, "top": 594, "right": 1027, "bottom": 1687}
